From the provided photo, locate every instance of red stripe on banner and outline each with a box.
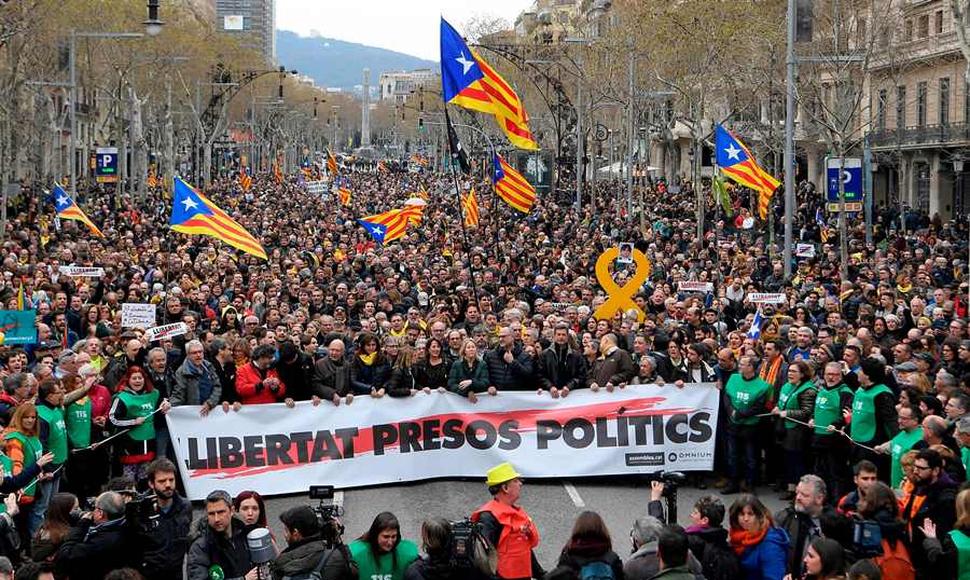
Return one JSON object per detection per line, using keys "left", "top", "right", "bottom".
{"left": 501, "top": 116, "right": 536, "bottom": 141}
{"left": 176, "top": 218, "right": 264, "bottom": 254}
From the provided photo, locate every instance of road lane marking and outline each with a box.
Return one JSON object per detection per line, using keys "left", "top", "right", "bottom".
{"left": 563, "top": 482, "right": 585, "bottom": 507}
{"left": 334, "top": 491, "right": 344, "bottom": 507}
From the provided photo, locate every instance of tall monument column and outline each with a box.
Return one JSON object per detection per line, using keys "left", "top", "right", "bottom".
{"left": 361, "top": 68, "right": 371, "bottom": 147}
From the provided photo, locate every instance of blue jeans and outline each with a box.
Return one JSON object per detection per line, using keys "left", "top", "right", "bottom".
{"left": 29, "top": 468, "right": 62, "bottom": 536}
{"left": 727, "top": 426, "right": 759, "bottom": 486}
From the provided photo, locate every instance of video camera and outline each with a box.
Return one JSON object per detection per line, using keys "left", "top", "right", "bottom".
{"left": 644, "top": 471, "right": 686, "bottom": 491}
{"left": 449, "top": 518, "right": 486, "bottom": 570}
{"left": 309, "top": 485, "right": 345, "bottom": 547}
{"left": 123, "top": 490, "right": 160, "bottom": 533}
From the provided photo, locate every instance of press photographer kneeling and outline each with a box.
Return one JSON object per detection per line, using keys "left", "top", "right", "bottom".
{"left": 269, "top": 486, "right": 355, "bottom": 580}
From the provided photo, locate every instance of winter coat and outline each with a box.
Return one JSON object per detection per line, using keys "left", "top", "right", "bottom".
{"left": 55, "top": 518, "right": 132, "bottom": 580}
{"left": 172, "top": 358, "right": 222, "bottom": 408}
{"left": 736, "top": 527, "right": 789, "bottom": 580}
{"left": 589, "top": 347, "right": 636, "bottom": 387}
{"left": 413, "top": 360, "right": 450, "bottom": 391}
{"left": 774, "top": 506, "right": 850, "bottom": 574}
{"left": 270, "top": 535, "right": 354, "bottom": 580}
{"left": 901, "top": 473, "right": 959, "bottom": 573}
{"left": 311, "top": 357, "right": 352, "bottom": 401}
{"left": 350, "top": 355, "right": 392, "bottom": 394}
{"left": 922, "top": 524, "right": 970, "bottom": 579}
{"left": 537, "top": 345, "right": 587, "bottom": 391}
{"left": 138, "top": 494, "right": 193, "bottom": 580}
{"left": 483, "top": 345, "right": 534, "bottom": 391}
{"left": 235, "top": 362, "right": 287, "bottom": 404}
{"left": 186, "top": 517, "right": 254, "bottom": 580}
{"left": 557, "top": 538, "right": 625, "bottom": 580}
{"left": 404, "top": 553, "right": 493, "bottom": 580}
{"left": 277, "top": 352, "right": 315, "bottom": 401}
{"left": 448, "top": 358, "right": 490, "bottom": 394}
{"left": 776, "top": 382, "right": 818, "bottom": 452}
{"left": 388, "top": 366, "right": 419, "bottom": 397}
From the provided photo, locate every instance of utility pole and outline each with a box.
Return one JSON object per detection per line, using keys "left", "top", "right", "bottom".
{"left": 626, "top": 50, "right": 635, "bottom": 216}
{"left": 782, "top": 0, "right": 796, "bottom": 278}
{"left": 575, "top": 72, "right": 583, "bottom": 210}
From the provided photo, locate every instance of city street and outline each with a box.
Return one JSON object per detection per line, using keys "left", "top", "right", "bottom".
{"left": 261, "top": 477, "right": 789, "bottom": 565}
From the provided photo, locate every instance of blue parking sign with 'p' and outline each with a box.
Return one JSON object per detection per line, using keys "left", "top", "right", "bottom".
{"left": 95, "top": 147, "right": 118, "bottom": 177}
{"left": 826, "top": 157, "right": 862, "bottom": 202}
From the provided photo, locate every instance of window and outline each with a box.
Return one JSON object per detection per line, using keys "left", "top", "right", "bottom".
{"left": 905, "top": 19, "right": 913, "bottom": 41}
{"left": 918, "top": 14, "right": 929, "bottom": 38}
{"left": 857, "top": 17, "right": 867, "bottom": 44}
{"left": 940, "top": 77, "right": 950, "bottom": 125}
{"left": 897, "top": 85, "right": 907, "bottom": 129}
{"left": 917, "top": 81, "right": 928, "bottom": 126}
{"left": 877, "top": 89, "right": 887, "bottom": 131}
{"left": 935, "top": 10, "right": 944, "bottom": 34}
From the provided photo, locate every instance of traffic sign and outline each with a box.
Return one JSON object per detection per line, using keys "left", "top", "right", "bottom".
{"left": 826, "top": 202, "right": 863, "bottom": 212}
{"left": 826, "top": 157, "right": 862, "bottom": 203}
{"left": 95, "top": 147, "right": 118, "bottom": 183}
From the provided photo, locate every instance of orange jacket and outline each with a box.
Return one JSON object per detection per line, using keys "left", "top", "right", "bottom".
{"left": 4, "top": 436, "right": 35, "bottom": 504}
{"left": 235, "top": 362, "right": 286, "bottom": 404}
{"left": 472, "top": 499, "right": 539, "bottom": 579}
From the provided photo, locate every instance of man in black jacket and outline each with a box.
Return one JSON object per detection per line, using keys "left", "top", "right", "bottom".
{"left": 773, "top": 474, "right": 850, "bottom": 576}
{"left": 55, "top": 491, "right": 132, "bottom": 580}
{"left": 270, "top": 506, "right": 354, "bottom": 580}
{"left": 276, "top": 341, "right": 314, "bottom": 401}
{"left": 186, "top": 490, "right": 254, "bottom": 580}
{"left": 484, "top": 327, "right": 534, "bottom": 392}
{"left": 138, "top": 459, "right": 192, "bottom": 580}
{"left": 311, "top": 339, "right": 353, "bottom": 405}
{"left": 537, "top": 324, "right": 586, "bottom": 398}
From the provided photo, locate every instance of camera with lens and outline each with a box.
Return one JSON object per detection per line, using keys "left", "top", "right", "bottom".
{"left": 309, "top": 485, "right": 345, "bottom": 547}
{"left": 449, "top": 518, "right": 486, "bottom": 570}
{"left": 644, "top": 471, "right": 685, "bottom": 494}
{"left": 124, "top": 490, "right": 160, "bottom": 533}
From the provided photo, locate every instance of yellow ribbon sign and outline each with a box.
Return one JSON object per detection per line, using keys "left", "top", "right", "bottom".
{"left": 594, "top": 247, "right": 651, "bottom": 322}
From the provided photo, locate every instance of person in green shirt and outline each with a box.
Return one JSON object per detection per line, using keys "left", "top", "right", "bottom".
{"left": 847, "top": 358, "right": 898, "bottom": 478}
{"left": 875, "top": 402, "right": 924, "bottom": 488}
{"left": 809, "top": 361, "right": 854, "bottom": 500}
{"left": 722, "top": 355, "right": 772, "bottom": 495}
{"left": 772, "top": 361, "right": 817, "bottom": 501}
{"left": 956, "top": 416, "right": 970, "bottom": 478}
{"left": 109, "top": 366, "right": 171, "bottom": 484}
{"left": 349, "top": 512, "right": 419, "bottom": 580}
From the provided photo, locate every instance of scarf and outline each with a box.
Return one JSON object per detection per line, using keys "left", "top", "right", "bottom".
{"left": 759, "top": 356, "right": 783, "bottom": 386}
{"left": 358, "top": 351, "right": 377, "bottom": 366}
{"left": 729, "top": 526, "right": 768, "bottom": 555}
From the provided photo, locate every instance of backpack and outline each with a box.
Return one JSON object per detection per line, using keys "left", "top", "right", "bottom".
{"left": 872, "top": 539, "right": 915, "bottom": 580}
{"left": 283, "top": 544, "right": 356, "bottom": 580}
{"left": 578, "top": 561, "right": 614, "bottom": 580}
{"left": 696, "top": 541, "right": 742, "bottom": 580}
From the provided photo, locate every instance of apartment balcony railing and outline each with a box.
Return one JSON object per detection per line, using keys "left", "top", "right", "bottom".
{"left": 869, "top": 122, "right": 970, "bottom": 148}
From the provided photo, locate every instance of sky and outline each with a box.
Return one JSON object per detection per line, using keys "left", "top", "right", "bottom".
{"left": 275, "top": 0, "right": 533, "bottom": 61}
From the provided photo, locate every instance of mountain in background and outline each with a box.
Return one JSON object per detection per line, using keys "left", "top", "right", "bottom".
{"left": 276, "top": 30, "right": 437, "bottom": 91}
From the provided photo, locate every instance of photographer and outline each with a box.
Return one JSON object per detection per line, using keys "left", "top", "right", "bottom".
{"left": 136, "top": 459, "right": 191, "bottom": 580}
{"left": 404, "top": 518, "right": 494, "bottom": 580}
{"left": 269, "top": 505, "right": 354, "bottom": 580}
{"left": 55, "top": 491, "right": 132, "bottom": 580}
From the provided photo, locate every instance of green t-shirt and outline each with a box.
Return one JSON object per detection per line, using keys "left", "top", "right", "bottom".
{"left": 116, "top": 390, "right": 160, "bottom": 441}
{"left": 349, "top": 538, "right": 419, "bottom": 580}
{"left": 889, "top": 427, "right": 923, "bottom": 488}
{"left": 948, "top": 529, "right": 970, "bottom": 580}
{"left": 66, "top": 397, "right": 93, "bottom": 449}
{"left": 850, "top": 384, "right": 893, "bottom": 443}
{"left": 725, "top": 373, "right": 772, "bottom": 425}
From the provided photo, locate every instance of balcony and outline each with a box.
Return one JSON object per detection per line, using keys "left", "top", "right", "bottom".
{"left": 869, "top": 122, "right": 970, "bottom": 148}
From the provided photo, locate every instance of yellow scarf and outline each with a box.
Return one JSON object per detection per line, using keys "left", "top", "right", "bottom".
{"left": 359, "top": 352, "right": 377, "bottom": 366}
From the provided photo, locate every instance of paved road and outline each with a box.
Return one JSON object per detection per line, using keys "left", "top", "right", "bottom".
{"left": 261, "top": 477, "right": 788, "bottom": 568}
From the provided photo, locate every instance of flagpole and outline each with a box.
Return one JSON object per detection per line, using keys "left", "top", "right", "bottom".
{"left": 443, "top": 107, "right": 480, "bottom": 302}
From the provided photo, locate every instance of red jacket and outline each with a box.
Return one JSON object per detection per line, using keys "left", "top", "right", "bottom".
{"left": 235, "top": 362, "right": 286, "bottom": 404}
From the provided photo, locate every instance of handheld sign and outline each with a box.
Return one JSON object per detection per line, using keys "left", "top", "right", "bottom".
{"left": 121, "top": 303, "right": 157, "bottom": 329}
{"left": 58, "top": 266, "right": 105, "bottom": 278}
{"left": 145, "top": 322, "right": 189, "bottom": 342}
{"left": 749, "top": 293, "right": 786, "bottom": 305}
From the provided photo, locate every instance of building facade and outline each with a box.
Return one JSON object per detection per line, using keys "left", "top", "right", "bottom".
{"left": 378, "top": 69, "right": 439, "bottom": 104}
{"left": 214, "top": 0, "right": 276, "bottom": 64}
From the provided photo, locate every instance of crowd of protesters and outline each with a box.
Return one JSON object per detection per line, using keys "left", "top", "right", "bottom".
{"left": 0, "top": 162, "right": 964, "bottom": 580}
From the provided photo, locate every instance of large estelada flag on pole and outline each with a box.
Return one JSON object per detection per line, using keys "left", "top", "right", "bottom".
{"left": 463, "top": 188, "right": 480, "bottom": 227}
{"left": 170, "top": 177, "right": 267, "bottom": 260}
{"left": 440, "top": 18, "right": 538, "bottom": 151}
{"left": 51, "top": 184, "right": 104, "bottom": 238}
{"left": 715, "top": 125, "right": 779, "bottom": 219}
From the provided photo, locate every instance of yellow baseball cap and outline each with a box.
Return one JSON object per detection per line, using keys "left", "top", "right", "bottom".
{"left": 486, "top": 462, "right": 521, "bottom": 487}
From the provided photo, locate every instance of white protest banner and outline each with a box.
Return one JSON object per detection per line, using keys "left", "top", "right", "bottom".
{"left": 678, "top": 281, "right": 714, "bottom": 293}
{"left": 145, "top": 322, "right": 188, "bottom": 341}
{"left": 166, "top": 384, "right": 720, "bottom": 499}
{"left": 121, "top": 303, "right": 156, "bottom": 329}
{"left": 749, "top": 293, "right": 787, "bottom": 305}
{"left": 795, "top": 244, "right": 816, "bottom": 258}
{"left": 305, "top": 181, "right": 328, "bottom": 194}
{"left": 58, "top": 266, "right": 105, "bottom": 277}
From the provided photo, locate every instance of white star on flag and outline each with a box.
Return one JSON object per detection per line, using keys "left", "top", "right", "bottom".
{"left": 724, "top": 143, "right": 742, "bottom": 161}
{"left": 181, "top": 196, "right": 199, "bottom": 211}
{"left": 56, "top": 195, "right": 69, "bottom": 207}
{"left": 456, "top": 53, "right": 475, "bottom": 75}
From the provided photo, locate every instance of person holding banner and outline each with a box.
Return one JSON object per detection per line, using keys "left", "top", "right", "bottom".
{"left": 108, "top": 366, "right": 171, "bottom": 484}
{"left": 311, "top": 340, "right": 354, "bottom": 406}
{"left": 236, "top": 345, "right": 290, "bottom": 406}
{"left": 448, "top": 340, "right": 490, "bottom": 403}
{"left": 471, "top": 463, "right": 540, "bottom": 580}
{"left": 172, "top": 340, "right": 222, "bottom": 416}
{"left": 722, "top": 356, "right": 772, "bottom": 495}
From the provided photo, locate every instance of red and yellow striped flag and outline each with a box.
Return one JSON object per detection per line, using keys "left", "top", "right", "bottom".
{"left": 327, "top": 150, "right": 338, "bottom": 175}
{"left": 273, "top": 161, "right": 284, "bottom": 184}
{"left": 339, "top": 187, "right": 351, "bottom": 206}
{"left": 492, "top": 154, "right": 536, "bottom": 213}
{"left": 399, "top": 204, "right": 424, "bottom": 225}
{"left": 463, "top": 188, "right": 479, "bottom": 227}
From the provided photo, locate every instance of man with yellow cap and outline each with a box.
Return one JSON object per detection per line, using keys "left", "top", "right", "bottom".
{"left": 471, "top": 462, "right": 541, "bottom": 579}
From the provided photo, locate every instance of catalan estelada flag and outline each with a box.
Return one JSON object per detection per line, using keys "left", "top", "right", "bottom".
{"left": 358, "top": 209, "right": 408, "bottom": 245}
{"left": 440, "top": 18, "right": 538, "bottom": 151}
{"left": 463, "top": 188, "right": 479, "bottom": 227}
{"left": 715, "top": 125, "right": 779, "bottom": 219}
{"left": 327, "top": 150, "right": 339, "bottom": 175}
{"left": 399, "top": 204, "right": 423, "bottom": 225}
{"left": 273, "top": 161, "right": 284, "bottom": 184}
{"left": 239, "top": 167, "right": 252, "bottom": 192}
{"left": 170, "top": 177, "right": 267, "bottom": 260}
{"left": 377, "top": 160, "right": 390, "bottom": 173}
{"left": 338, "top": 178, "right": 352, "bottom": 206}
{"left": 51, "top": 184, "right": 104, "bottom": 237}
{"left": 492, "top": 154, "right": 536, "bottom": 213}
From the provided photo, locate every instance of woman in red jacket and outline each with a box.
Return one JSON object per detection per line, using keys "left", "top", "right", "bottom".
{"left": 235, "top": 344, "right": 293, "bottom": 406}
